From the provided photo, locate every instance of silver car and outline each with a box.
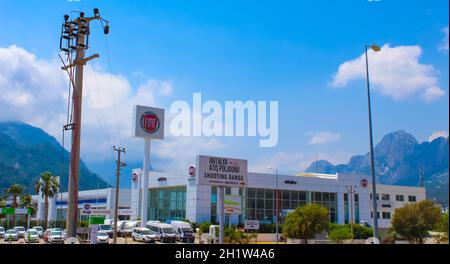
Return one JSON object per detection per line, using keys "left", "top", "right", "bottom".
{"left": 13, "top": 226, "right": 26, "bottom": 238}
{"left": 0, "top": 227, "right": 5, "bottom": 239}
{"left": 24, "top": 229, "right": 40, "bottom": 243}
{"left": 96, "top": 231, "right": 110, "bottom": 244}
{"left": 32, "top": 226, "right": 44, "bottom": 238}
{"left": 4, "top": 229, "right": 19, "bottom": 241}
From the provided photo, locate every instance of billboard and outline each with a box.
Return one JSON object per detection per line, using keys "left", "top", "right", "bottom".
{"left": 224, "top": 195, "right": 242, "bottom": 215}
{"left": 197, "top": 155, "right": 248, "bottom": 187}
{"left": 133, "top": 105, "right": 165, "bottom": 139}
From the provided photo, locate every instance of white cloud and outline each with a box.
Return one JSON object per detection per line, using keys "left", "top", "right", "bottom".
{"left": 330, "top": 44, "right": 444, "bottom": 102}
{"left": 0, "top": 45, "right": 224, "bottom": 172}
{"left": 439, "top": 27, "right": 449, "bottom": 52}
{"left": 429, "top": 131, "right": 449, "bottom": 142}
{"left": 308, "top": 132, "right": 341, "bottom": 145}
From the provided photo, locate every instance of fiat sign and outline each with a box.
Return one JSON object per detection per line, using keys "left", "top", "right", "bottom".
{"left": 133, "top": 105, "right": 164, "bottom": 139}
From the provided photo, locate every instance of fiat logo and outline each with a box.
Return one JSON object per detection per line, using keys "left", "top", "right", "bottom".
{"left": 361, "top": 179, "right": 368, "bottom": 188}
{"left": 140, "top": 111, "right": 160, "bottom": 134}
{"left": 189, "top": 166, "right": 196, "bottom": 177}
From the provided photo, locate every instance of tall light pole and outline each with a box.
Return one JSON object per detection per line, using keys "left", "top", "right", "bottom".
{"left": 365, "top": 44, "right": 381, "bottom": 239}
{"left": 268, "top": 167, "right": 279, "bottom": 244}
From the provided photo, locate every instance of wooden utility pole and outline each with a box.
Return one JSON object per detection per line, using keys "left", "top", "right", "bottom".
{"left": 113, "top": 146, "right": 126, "bottom": 244}
{"left": 59, "top": 8, "right": 109, "bottom": 240}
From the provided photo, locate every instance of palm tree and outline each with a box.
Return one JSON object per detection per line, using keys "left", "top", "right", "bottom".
{"left": 34, "top": 172, "right": 59, "bottom": 226}
{"left": 21, "top": 194, "right": 37, "bottom": 228}
{"left": 4, "top": 184, "right": 24, "bottom": 225}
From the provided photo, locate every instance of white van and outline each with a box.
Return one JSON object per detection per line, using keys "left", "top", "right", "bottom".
{"left": 170, "top": 221, "right": 195, "bottom": 243}
{"left": 145, "top": 221, "right": 177, "bottom": 243}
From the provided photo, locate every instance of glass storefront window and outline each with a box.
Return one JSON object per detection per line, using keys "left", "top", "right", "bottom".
{"left": 245, "top": 188, "right": 338, "bottom": 224}
{"left": 148, "top": 186, "right": 186, "bottom": 222}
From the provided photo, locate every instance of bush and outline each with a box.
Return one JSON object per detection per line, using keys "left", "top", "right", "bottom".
{"left": 224, "top": 227, "right": 257, "bottom": 244}
{"left": 199, "top": 221, "right": 212, "bottom": 234}
{"left": 352, "top": 224, "right": 373, "bottom": 239}
{"left": 329, "top": 226, "right": 352, "bottom": 243}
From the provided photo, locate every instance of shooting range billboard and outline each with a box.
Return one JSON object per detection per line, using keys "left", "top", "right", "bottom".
{"left": 133, "top": 105, "right": 165, "bottom": 139}
{"left": 197, "top": 155, "right": 248, "bottom": 188}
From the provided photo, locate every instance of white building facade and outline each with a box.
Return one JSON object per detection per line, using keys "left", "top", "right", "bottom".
{"left": 33, "top": 188, "right": 132, "bottom": 222}
{"left": 130, "top": 166, "right": 426, "bottom": 229}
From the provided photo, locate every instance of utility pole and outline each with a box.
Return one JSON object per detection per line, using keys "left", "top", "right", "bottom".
{"left": 59, "top": 8, "right": 109, "bottom": 240}
{"left": 346, "top": 185, "right": 356, "bottom": 243}
{"left": 113, "top": 146, "right": 126, "bottom": 244}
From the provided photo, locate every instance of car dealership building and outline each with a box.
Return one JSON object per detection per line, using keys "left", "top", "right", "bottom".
{"left": 129, "top": 155, "right": 426, "bottom": 229}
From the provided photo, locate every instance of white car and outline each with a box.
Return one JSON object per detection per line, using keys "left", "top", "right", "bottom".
{"left": 13, "top": 226, "right": 26, "bottom": 238}
{"left": 4, "top": 229, "right": 19, "bottom": 241}
{"left": 0, "top": 227, "right": 5, "bottom": 239}
{"left": 132, "top": 227, "right": 157, "bottom": 243}
{"left": 32, "top": 226, "right": 44, "bottom": 238}
{"left": 96, "top": 231, "right": 110, "bottom": 244}
{"left": 24, "top": 229, "right": 40, "bottom": 243}
{"left": 47, "top": 230, "right": 64, "bottom": 244}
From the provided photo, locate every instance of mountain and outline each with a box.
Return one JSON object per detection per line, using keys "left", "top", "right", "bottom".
{"left": 306, "top": 131, "right": 449, "bottom": 205}
{"left": 0, "top": 122, "right": 108, "bottom": 195}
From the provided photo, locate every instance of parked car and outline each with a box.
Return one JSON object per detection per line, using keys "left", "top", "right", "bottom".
{"left": 13, "top": 226, "right": 26, "bottom": 238}
{"left": 32, "top": 226, "right": 44, "bottom": 238}
{"left": 96, "top": 231, "right": 110, "bottom": 244}
{"left": 0, "top": 227, "right": 5, "bottom": 239}
{"left": 122, "top": 220, "right": 139, "bottom": 237}
{"left": 98, "top": 224, "right": 113, "bottom": 238}
{"left": 146, "top": 221, "right": 177, "bottom": 243}
{"left": 171, "top": 221, "right": 195, "bottom": 243}
{"left": 47, "top": 230, "right": 64, "bottom": 244}
{"left": 132, "top": 227, "right": 157, "bottom": 243}
{"left": 4, "top": 229, "right": 19, "bottom": 241}
{"left": 24, "top": 229, "right": 40, "bottom": 243}
{"left": 43, "top": 228, "right": 59, "bottom": 242}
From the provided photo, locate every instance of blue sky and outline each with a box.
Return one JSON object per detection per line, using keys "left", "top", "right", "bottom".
{"left": 0, "top": 0, "right": 448, "bottom": 183}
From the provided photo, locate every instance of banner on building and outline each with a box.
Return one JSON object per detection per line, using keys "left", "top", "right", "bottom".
{"left": 197, "top": 155, "right": 248, "bottom": 188}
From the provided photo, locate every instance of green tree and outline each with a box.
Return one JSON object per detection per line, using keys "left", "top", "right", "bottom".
{"left": 0, "top": 197, "right": 5, "bottom": 208}
{"left": 437, "top": 212, "right": 449, "bottom": 243}
{"left": 392, "top": 200, "right": 441, "bottom": 244}
{"left": 282, "top": 204, "right": 329, "bottom": 244}
{"left": 4, "top": 184, "right": 24, "bottom": 224}
{"left": 34, "top": 172, "right": 59, "bottom": 226}
{"left": 20, "top": 194, "right": 37, "bottom": 227}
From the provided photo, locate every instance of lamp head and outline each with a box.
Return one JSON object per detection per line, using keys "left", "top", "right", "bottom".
{"left": 103, "top": 23, "right": 110, "bottom": 35}
{"left": 371, "top": 45, "right": 381, "bottom": 52}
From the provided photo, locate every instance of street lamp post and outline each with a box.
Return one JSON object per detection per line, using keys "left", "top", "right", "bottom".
{"left": 268, "top": 167, "right": 279, "bottom": 244}
{"left": 365, "top": 44, "right": 381, "bottom": 239}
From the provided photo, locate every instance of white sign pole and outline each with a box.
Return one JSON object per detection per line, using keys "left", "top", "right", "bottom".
{"left": 218, "top": 186, "right": 225, "bottom": 244}
{"left": 141, "top": 138, "right": 151, "bottom": 227}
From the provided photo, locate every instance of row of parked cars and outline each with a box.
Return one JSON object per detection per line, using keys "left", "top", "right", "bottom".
{"left": 0, "top": 226, "right": 66, "bottom": 244}
{"left": 104, "top": 220, "right": 195, "bottom": 244}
